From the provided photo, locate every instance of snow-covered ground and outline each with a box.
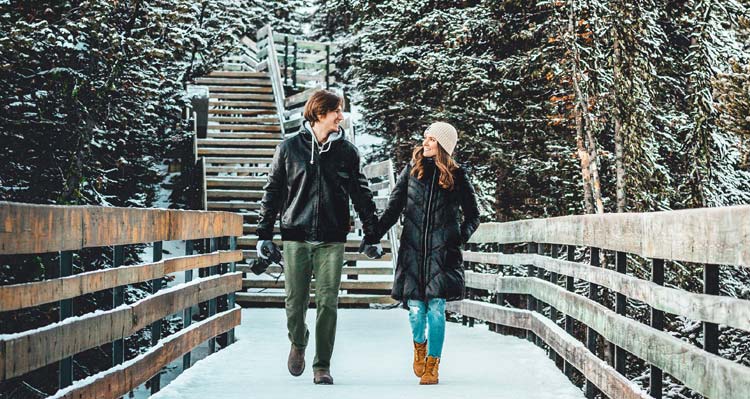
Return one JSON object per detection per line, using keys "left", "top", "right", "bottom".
{"left": 151, "top": 308, "right": 584, "bottom": 399}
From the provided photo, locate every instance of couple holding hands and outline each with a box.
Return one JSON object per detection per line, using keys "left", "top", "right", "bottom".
{"left": 255, "top": 90, "right": 480, "bottom": 386}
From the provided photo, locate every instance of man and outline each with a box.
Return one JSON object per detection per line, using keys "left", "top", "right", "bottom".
{"left": 255, "top": 90, "right": 383, "bottom": 385}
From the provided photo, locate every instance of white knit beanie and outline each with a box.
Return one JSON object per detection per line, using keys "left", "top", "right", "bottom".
{"left": 425, "top": 122, "right": 458, "bottom": 156}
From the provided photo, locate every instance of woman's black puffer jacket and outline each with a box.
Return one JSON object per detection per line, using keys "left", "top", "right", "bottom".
{"left": 375, "top": 158, "right": 480, "bottom": 302}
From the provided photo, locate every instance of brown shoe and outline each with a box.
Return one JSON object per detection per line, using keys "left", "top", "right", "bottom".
{"left": 288, "top": 345, "right": 305, "bottom": 377}
{"left": 419, "top": 356, "right": 440, "bottom": 385}
{"left": 313, "top": 369, "right": 334, "bottom": 385}
{"left": 413, "top": 341, "right": 427, "bottom": 377}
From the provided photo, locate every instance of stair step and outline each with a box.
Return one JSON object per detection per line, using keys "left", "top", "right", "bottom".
{"left": 243, "top": 279, "right": 393, "bottom": 290}
{"left": 204, "top": 86, "right": 273, "bottom": 93}
{"left": 203, "top": 157, "right": 274, "bottom": 164}
{"left": 206, "top": 132, "right": 282, "bottom": 140}
{"left": 210, "top": 93, "right": 274, "bottom": 101}
{"left": 235, "top": 293, "right": 398, "bottom": 306}
{"left": 195, "top": 77, "right": 272, "bottom": 86}
{"left": 198, "top": 148, "right": 275, "bottom": 157}
{"left": 197, "top": 139, "right": 281, "bottom": 147}
{"left": 206, "top": 189, "right": 264, "bottom": 199}
{"left": 208, "top": 71, "right": 270, "bottom": 78}
{"left": 242, "top": 224, "right": 357, "bottom": 234}
{"left": 208, "top": 109, "right": 277, "bottom": 116}
{"left": 205, "top": 166, "right": 271, "bottom": 174}
{"left": 206, "top": 177, "right": 266, "bottom": 188}
{"left": 237, "top": 236, "right": 391, "bottom": 249}
{"left": 237, "top": 264, "right": 393, "bottom": 275}
{"left": 207, "top": 124, "right": 281, "bottom": 132}
{"left": 207, "top": 201, "right": 261, "bottom": 210}
{"left": 209, "top": 100, "right": 275, "bottom": 108}
{"left": 243, "top": 250, "right": 392, "bottom": 262}
{"left": 208, "top": 116, "right": 279, "bottom": 124}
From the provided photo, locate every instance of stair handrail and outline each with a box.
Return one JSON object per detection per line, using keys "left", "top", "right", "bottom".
{"left": 260, "top": 24, "right": 287, "bottom": 138}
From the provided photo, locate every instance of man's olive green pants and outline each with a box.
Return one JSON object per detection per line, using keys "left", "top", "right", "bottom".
{"left": 283, "top": 241, "right": 345, "bottom": 371}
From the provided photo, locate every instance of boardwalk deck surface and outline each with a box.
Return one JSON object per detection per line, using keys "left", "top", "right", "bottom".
{"left": 152, "top": 308, "right": 584, "bottom": 399}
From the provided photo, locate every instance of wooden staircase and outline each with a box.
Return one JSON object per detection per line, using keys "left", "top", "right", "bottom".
{"left": 193, "top": 62, "right": 398, "bottom": 307}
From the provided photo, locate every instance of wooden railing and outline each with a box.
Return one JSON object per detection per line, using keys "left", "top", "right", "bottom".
{"left": 256, "top": 27, "right": 336, "bottom": 90}
{"left": 360, "top": 160, "right": 400, "bottom": 270}
{"left": 0, "top": 202, "right": 243, "bottom": 398}
{"left": 449, "top": 206, "right": 750, "bottom": 399}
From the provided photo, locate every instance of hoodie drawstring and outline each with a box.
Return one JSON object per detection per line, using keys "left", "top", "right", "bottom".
{"left": 305, "top": 121, "right": 338, "bottom": 164}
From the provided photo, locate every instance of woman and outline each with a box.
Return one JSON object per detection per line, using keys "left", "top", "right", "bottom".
{"left": 373, "top": 121, "right": 480, "bottom": 385}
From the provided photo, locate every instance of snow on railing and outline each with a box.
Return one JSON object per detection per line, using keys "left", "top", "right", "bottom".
{"left": 0, "top": 202, "right": 243, "bottom": 397}
{"left": 452, "top": 207, "right": 750, "bottom": 399}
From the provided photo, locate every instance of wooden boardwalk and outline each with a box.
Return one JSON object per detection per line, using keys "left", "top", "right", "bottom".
{"left": 151, "top": 308, "right": 585, "bottom": 399}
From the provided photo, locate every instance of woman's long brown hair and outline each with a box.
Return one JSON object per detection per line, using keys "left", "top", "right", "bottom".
{"left": 411, "top": 143, "right": 459, "bottom": 190}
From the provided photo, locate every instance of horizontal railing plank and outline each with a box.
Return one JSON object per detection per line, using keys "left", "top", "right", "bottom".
{"left": 0, "top": 250, "right": 243, "bottom": 311}
{"left": 463, "top": 252, "right": 750, "bottom": 332}
{"left": 50, "top": 307, "right": 241, "bottom": 399}
{"left": 448, "top": 300, "right": 651, "bottom": 399}
{"left": 363, "top": 161, "right": 392, "bottom": 180}
{"left": 0, "top": 202, "right": 243, "bottom": 254}
{"left": 463, "top": 272, "right": 750, "bottom": 399}
{"left": 1, "top": 273, "right": 241, "bottom": 380}
{"left": 467, "top": 206, "right": 750, "bottom": 267}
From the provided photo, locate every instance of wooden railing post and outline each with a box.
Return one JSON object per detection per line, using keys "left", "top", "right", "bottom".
{"left": 182, "top": 239, "right": 195, "bottom": 370}
{"left": 650, "top": 258, "right": 665, "bottom": 399}
{"left": 112, "top": 245, "right": 125, "bottom": 366}
{"left": 526, "top": 242, "right": 539, "bottom": 343}
{"left": 325, "top": 44, "right": 331, "bottom": 90}
{"left": 585, "top": 246, "right": 600, "bottom": 399}
{"left": 227, "top": 236, "right": 237, "bottom": 345}
{"left": 187, "top": 85, "right": 209, "bottom": 139}
{"left": 563, "top": 245, "right": 576, "bottom": 377}
{"left": 548, "top": 244, "right": 560, "bottom": 364}
{"left": 208, "top": 237, "right": 219, "bottom": 354}
{"left": 292, "top": 42, "right": 298, "bottom": 88}
{"left": 704, "top": 264, "right": 719, "bottom": 354}
{"left": 284, "top": 35, "right": 289, "bottom": 86}
{"left": 614, "top": 251, "right": 627, "bottom": 375}
{"left": 59, "top": 250, "right": 74, "bottom": 389}
{"left": 149, "top": 241, "right": 163, "bottom": 394}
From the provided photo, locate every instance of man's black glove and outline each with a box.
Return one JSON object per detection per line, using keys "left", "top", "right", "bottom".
{"left": 358, "top": 237, "right": 384, "bottom": 259}
{"left": 256, "top": 240, "right": 281, "bottom": 262}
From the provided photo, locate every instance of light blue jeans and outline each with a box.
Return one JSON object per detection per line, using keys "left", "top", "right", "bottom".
{"left": 407, "top": 298, "right": 447, "bottom": 358}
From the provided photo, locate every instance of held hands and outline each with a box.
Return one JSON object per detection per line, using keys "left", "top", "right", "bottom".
{"left": 358, "top": 238, "right": 384, "bottom": 259}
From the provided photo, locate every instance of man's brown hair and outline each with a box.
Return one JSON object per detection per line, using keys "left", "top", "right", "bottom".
{"left": 303, "top": 90, "right": 344, "bottom": 126}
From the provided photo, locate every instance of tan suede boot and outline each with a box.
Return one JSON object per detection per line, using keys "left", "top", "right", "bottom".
{"left": 419, "top": 356, "right": 440, "bottom": 385}
{"left": 413, "top": 341, "right": 428, "bottom": 377}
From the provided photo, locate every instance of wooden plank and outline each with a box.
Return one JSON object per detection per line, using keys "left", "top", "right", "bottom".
{"left": 0, "top": 203, "right": 242, "bottom": 254}
{"left": 463, "top": 272, "right": 750, "bottom": 399}
{"left": 363, "top": 161, "right": 392, "bottom": 179}
{"left": 448, "top": 300, "right": 651, "bottom": 399}
{"left": 50, "top": 307, "right": 241, "bottom": 399}
{"left": 243, "top": 279, "right": 393, "bottom": 290}
{"left": 284, "top": 86, "right": 323, "bottom": 108}
{"left": 237, "top": 236, "right": 391, "bottom": 249}
{"left": 463, "top": 251, "right": 750, "bottom": 332}
{"left": 235, "top": 293, "right": 397, "bottom": 305}
{"left": 237, "top": 265, "right": 393, "bottom": 275}
{"left": 1, "top": 273, "right": 241, "bottom": 379}
{"left": 242, "top": 250, "right": 392, "bottom": 262}
{"left": 467, "top": 206, "right": 750, "bottom": 267}
{"left": 369, "top": 181, "right": 391, "bottom": 192}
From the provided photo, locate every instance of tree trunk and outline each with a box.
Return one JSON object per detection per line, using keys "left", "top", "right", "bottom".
{"left": 568, "top": 0, "right": 603, "bottom": 214}
{"left": 613, "top": 28, "right": 626, "bottom": 213}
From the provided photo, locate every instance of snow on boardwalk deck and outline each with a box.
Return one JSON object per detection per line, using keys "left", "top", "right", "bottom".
{"left": 152, "top": 308, "right": 584, "bottom": 399}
